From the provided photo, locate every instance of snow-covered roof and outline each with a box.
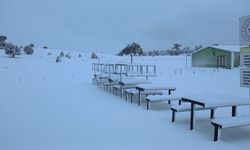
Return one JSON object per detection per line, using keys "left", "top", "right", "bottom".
{"left": 211, "top": 45, "right": 240, "bottom": 52}
{"left": 192, "top": 45, "right": 240, "bottom": 55}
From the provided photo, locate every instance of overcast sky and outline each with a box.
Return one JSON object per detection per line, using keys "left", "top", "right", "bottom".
{"left": 0, "top": 0, "right": 250, "bottom": 53}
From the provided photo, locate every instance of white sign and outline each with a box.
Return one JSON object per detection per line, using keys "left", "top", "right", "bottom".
{"left": 240, "top": 68, "right": 250, "bottom": 87}
{"left": 240, "top": 53, "right": 250, "bottom": 67}
{"left": 239, "top": 15, "right": 250, "bottom": 46}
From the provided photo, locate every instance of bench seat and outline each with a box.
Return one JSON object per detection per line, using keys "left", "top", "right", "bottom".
{"left": 146, "top": 95, "right": 181, "bottom": 102}
{"left": 212, "top": 116, "right": 250, "bottom": 128}
{"left": 130, "top": 90, "right": 163, "bottom": 95}
{"left": 211, "top": 116, "right": 250, "bottom": 141}
{"left": 124, "top": 89, "right": 163, "bottom": 103}
{"left": 145, "top": 95, "right": 182, "bottom": 110}
{"left": 171, "top": 104, "right": 216, "bottom": 123}
{"left": 112, "top": 85, "right": 138, "bottom": 96}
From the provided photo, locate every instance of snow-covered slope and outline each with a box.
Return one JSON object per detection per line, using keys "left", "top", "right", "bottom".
{"left": 0, "top": 49, "right": 250, "bottom": 150}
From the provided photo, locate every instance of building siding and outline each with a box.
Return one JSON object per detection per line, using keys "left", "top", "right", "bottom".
{"left": 192, "top": 47, "right": 233, "bottom": 69}
{"left": 234, "top": 52, "right": 240, "bottom": 68}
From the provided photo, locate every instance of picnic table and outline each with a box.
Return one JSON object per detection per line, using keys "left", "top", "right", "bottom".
{"left": 135, "top": 84, "right": 176, "bottom": 106}
{"left": 181, "top": 94, "right": 250, "bottom": 130}
{"left": 119, "top": 79, "right": 151, "bottom": 98}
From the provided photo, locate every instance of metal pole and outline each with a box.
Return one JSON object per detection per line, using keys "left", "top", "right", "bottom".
{"left": 120, "top": 65, "right": 122, "bottom": 82}
{"left": 249, "top": 88, "right": 250, "bottom": 114}
{"left": 130, "top": 53, "right": 133, "bottom": 63}
{"left": 186, "top": 55, "right": 188, "bottom": 68}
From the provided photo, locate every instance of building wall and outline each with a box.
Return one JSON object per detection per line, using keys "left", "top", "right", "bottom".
{"left": 240, "top": 47, "right": 250, "bottom": 54}
{"left": 192, "top": 47, "right": 232, "bottom": 68}
{"left": 234, "top": 52, "right": 240, "bottom": 68}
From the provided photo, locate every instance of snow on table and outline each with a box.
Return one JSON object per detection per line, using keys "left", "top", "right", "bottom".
{"left": 119, "top": 79, "right": 151, "bottom": 85}
{"left": 211, "top": 116, "right": 250, "bottom": 128}
{"left": 182, "top": 94, "right": 250, "bottom": 108}
{"left": 182, "top": 94, "right": 250, "bottom": 130}
{"left": 136, "top": 84, "right": 176, "bottom": 91}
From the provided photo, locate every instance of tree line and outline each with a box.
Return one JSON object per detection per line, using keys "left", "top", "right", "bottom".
{"left": 0, "top": 35, "right": 34, "bottom": 58}
{"left": 117, "top": 42, "right": 202, "bottom": 56}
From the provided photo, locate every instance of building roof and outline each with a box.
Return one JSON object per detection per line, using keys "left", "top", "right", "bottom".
{"left": 211, "top": 45, "right": 240, "bottom": 52}
{"left": 192, "top": 45, "right": 240, "bottom": 55}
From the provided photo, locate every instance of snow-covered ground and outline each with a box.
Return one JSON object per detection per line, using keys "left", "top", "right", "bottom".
{"left": 0, "top": 49, "right": 250, "bottom": 150}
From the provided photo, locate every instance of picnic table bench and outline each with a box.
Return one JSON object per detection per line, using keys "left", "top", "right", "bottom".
{"left": 181, "top": 94, "right": 250, "bottom": 130}
{"left": 146, "top": 95, "right": 182, "bottom": 110}
{"left": 107, "top": 76, "right": 134, "bottom": 93}
{"left": 119, "top": 79, "right": 151, "bottom": 98}
{"left": 211, "top": 116, "right": 250, "bottom": 141}
{"left": 135, "top": 84, "right": 176, "bottom": 106}
{"left": 125, "top": 89, "right": 163, "bottom": 103}
{"left": 171, "top": 104, "right": 216, "bottom": 123}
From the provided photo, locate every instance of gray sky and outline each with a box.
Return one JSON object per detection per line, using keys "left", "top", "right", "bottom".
{"left": 0, "top": 0, "right": 250, "bottom": 53}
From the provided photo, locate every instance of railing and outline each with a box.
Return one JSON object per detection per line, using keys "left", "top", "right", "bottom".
{"left": 92, "top": 62, "right": 157, "bottom": 81}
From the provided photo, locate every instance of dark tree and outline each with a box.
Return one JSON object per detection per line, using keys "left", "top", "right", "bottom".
{"left": 194, "top": 45, "right": 203, "bottom": 51}
{"left": 172, "top": 43, "right": 182, "bottom": 51}
{"left": 56, "top": 56, "right": 61, "bottom": 62}
{"left": 4, "top": 43, "right": 22, "bottom": 58}
{"left": 91, "top": 52, "right": 98, "bottom": 59}
{"left": 118, "top": 43, "right": 144, "bottom": 56}
{"left": 0, "top": 35, "right": 7, "bottom": 49}
{"left": 172, "top": 43, "right": 182, "bottom": 55}
{"left": 65, "top": 53, "right": 71, "bottom": 59}
{"left": 23, "top": 44, "right": 34, "bottom": 55}
{"left": 60, "top": 51, "right": 65, "bottom": 57}
{"left": 0, "top": 35, "right": 7, "bottom": 42}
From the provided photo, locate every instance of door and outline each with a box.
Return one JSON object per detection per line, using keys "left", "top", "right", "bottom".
{"left": 217, "top": 56, "right": 226, "bottom": 68}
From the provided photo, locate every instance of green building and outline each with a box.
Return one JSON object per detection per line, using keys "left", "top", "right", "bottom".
{"left": 191, "top": 46, "right": 240, "bottom": 69}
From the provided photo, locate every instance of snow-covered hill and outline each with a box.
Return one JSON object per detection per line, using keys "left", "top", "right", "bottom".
{"left": 0, "top": 49, "right": 250, "bottom": 150}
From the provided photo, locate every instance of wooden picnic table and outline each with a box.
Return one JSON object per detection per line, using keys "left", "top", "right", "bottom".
{"left": 135, "top": 84, "right": 176, "bottom": 106}
{"left": 181, "top": 94, "right": 250, "bottom": 130}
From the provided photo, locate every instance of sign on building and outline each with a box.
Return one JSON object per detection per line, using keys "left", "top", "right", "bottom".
{"left": 240, "top": 52, "right": 250, "bottom": 67}
{"left": 240, "top": 68, "right": 250, "bottom": 87}
{"left": 239, "top": 15, "right": 250, "bottom": 46}
{"left": 240, "top": 47, "right": 250, "bottom": 87}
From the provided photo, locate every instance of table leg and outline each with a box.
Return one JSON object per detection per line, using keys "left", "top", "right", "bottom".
{"left": 168, "top": 90, "right": 171, "bottom": 95}
{"left": 232, "top": 105, "right": 237, "bottom": 117}
{"left": 210, "top": 109, "right": 215, "bottom": 119}
{"left": 138, "top": 90, "right": 141, "bottom": 106}
{"left": 190, "top": 103, "right": 196, "bottom": 130}
{"left": 178, "top": 100, "right": 182, "bottom": 105}
{"left": 146, "top": 100, "right": 150, "bottom": 110}
{"left": 120, "top": 85, "right": 123, "bottom": 98}
{"left": 109, "top": 83, "right": 111, "bottom": 93}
